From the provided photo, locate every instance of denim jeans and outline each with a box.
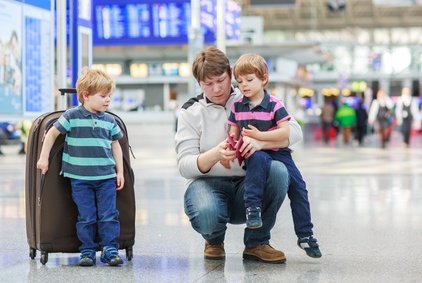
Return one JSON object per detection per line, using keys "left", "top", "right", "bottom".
{"left": 70, "top": 178, "right": 120, "bottom": 251}
{"left": 184, "top": 161, "right": 288, "bottom": 248}
{"left": 266, "top": 150, "right": 313, "bottom": 238}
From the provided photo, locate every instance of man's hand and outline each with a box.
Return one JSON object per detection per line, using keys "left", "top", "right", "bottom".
{"left": 219, "top": 159, "right": 231, "bottom": 169}
{"left": 239, "top": 136, "right": 263, "bottom": 159}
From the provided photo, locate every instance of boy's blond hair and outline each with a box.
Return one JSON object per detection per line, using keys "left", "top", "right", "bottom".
{"left": 76, "top": 67, "right": 115, "bottom": 104}
{"left": 233, "top": 54, "right": 269, "bottom": 87}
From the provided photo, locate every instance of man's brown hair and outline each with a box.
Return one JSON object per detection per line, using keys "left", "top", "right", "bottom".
{"left": 192, "top": 46, "right": 231, "bottom": 83}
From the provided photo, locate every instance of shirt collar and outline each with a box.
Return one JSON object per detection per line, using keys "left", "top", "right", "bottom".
{"left": 241, "top": 89, "right": 271, "bottom": 109}
{"left": 78, "top": 105, "right": 105, "bottom": 118}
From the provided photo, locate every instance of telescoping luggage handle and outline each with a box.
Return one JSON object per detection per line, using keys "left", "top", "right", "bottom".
{"left": 58, "top": 88, "right": 77, "bottom": 95}
{"left": 57, "top": 88, "right": 77, "bottom": 110}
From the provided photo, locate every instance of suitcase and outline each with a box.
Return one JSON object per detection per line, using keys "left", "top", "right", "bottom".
{"left": 25, "top": 88, "right": 136, "bottom": 264}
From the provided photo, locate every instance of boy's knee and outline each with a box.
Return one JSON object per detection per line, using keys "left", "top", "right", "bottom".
{"left": 267, "top": 161, "right": 289, "bottom": 194}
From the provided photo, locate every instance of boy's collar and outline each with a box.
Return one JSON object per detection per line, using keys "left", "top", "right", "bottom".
{"left": 79, "top": 105, "right": 105, "bottom": 117}
{"left": 241, "top": 89, "right": 271, "bottom": 109}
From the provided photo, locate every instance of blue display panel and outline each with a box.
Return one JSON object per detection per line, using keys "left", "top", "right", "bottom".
{"left": 92, "top": 0, "right": 240, "bottom": 46}
{"left": 16, "top": 0, "right": 51, "bottom": 10}
{"left": 93, "top": 0, "right": 191, "bottom": 45}
{"left": 24, "top": 17, "right": 42, "bottom": 113}
{"left": 23, "top": 5, "right": 54, "bottom": 115}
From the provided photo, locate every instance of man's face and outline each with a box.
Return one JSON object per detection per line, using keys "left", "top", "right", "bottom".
{"left": 199, "top": 72, "right": 232, "bottom": 106}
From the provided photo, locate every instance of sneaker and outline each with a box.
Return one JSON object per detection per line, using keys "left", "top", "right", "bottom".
{"left": 297, "top": 236, "right": 322, "bottom": 258}
{"left": 79, "top": 249, "right": 96, "bottom": 266}
{"left": 246, "top": 207, "right": 262, "bottom": 229}
{"left": 204, "top": 241, "right": 225, "bottom": 260}
{"left": 100, "top": 246, "right": 123, "bottom": 266}
{"left": 243, "top": 244, "right": 286, "bottom": 263}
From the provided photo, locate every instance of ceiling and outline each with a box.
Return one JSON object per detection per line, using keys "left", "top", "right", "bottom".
{"left": 240, "top": 0, "right": 422, "bottom": 31}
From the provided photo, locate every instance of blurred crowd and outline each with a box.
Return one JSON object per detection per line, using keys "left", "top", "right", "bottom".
{"left": 319, "top": 87, "right": 421, "bottom": 148}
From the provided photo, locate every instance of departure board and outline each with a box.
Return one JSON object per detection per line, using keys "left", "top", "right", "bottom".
{"left": 94, "top": 1, "right": 191, "bottom": 45}
{"left": 93, "top": 0, "right": 240, "bottom": 46}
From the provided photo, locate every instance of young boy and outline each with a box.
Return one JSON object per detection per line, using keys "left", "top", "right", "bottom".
{"left": 227, "top": 54, "right": 321, "bottom": 258}
{"left": 37, "top": 68, "right": 125, "bottom": 266}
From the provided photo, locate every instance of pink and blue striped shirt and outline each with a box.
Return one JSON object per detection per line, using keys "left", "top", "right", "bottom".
{"left": 228, "top": 90, "right": 291, "bottom": 133}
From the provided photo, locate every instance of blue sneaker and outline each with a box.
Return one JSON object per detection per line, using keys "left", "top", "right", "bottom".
{"left": 79, "top": 249, "right": 96, "bottom": 266}
{"left": 297, "top": 236, "right": 322, "bottom": 258}
{"left": 246, "top": 207, "right": 262, "bottom": 229}
{"left": 100, "top": 246, "right": 123, "bottom": 266}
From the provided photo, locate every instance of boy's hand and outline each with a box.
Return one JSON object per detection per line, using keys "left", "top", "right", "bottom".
{"left": 116, "top": 172, "right": 124, "bottom": 190}
{"left": 242, "top": 125, "right": 262, "bottom": 140}
{"left": 37, "top": 158, "right": 49, "bottom": 174}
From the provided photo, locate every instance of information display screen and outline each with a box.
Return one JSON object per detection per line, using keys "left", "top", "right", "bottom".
{"left": 93, "top": 0, "right": 240, "bottom": 46}
{"left": 94, "top": 0, "right": 191, "bottom": 45}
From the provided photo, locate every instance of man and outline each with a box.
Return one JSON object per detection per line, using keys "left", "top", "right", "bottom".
{"left": 175, "top": 47, "right": 303, "bottom": 263}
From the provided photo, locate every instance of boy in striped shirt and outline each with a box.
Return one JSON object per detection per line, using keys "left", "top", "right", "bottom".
{"left": 37, "top": 68, "right": 125, "bottom": 266}
{"left": 227, "top": 54, "right": 321, "bottom": 258}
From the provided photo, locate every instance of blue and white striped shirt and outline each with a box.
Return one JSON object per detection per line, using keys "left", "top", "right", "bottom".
{"left": 54, "top": 105, "right": 123, "bottom": 181}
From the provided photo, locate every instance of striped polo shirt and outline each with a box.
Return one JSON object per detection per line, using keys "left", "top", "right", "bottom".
{"left": 54, "top": 105, "right": 123, "bottom": 181}
{"left": 228, "top": 90, "right": 291, "bottom": 133}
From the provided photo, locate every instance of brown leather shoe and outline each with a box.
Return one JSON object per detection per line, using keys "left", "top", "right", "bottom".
{"left": 204, "top": 241, "right": 225, "bottom": 260}
{"left": 243, "top": 244, "right": 286, "bottom": 263}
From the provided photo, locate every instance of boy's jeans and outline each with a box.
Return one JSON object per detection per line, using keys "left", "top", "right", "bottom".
{"left": 184, "top": 161, "right": 288, "bottom": 248}
{"left": 245, "top": 150, "right": 314, "bottom": 238}
{"left": 70, "top": 178, "right": 120, "bottom": 251}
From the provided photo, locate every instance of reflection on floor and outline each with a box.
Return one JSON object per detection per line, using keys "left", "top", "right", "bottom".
{"left": 1, "top": 118, "right": 421, "bottom": 282}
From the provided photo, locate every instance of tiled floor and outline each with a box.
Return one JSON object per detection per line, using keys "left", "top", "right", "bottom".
{"left": 1, "top": 115, "right": 422, "bottom": 282}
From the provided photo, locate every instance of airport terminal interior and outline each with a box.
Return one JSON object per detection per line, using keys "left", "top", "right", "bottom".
{"left": 1, "top": 0, "right": 422, "bottom": 282}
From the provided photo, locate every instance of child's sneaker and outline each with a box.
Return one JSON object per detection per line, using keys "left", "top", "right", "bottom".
{"left": 246, "top": 207, "right": 263, "bottom": 229}
{"left": 100, "top": 246, "right": 123, "bottom": 266}
{"left": 79, "top": 249, "right": 96, "bottom": 266}
{"left": 297, "top": 236, "right": 322, "bottom": 258}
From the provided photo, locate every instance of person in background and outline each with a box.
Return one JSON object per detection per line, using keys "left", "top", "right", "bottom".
{"left": 395, "top": 87, "right": 420, "bottom": 147}
{"left": 368, "top": 89, "right": 395, "bottom": 148}
{"left": 175, "top": 47, "right": 303, "bottom": 264}
{"left": 168, "top": 89, "right": 180, "bottom": 132}
{"left": 354, "top": 98, "right": 368, "bottom": 146}
{"left": 320, "top": 98, "right": 335, "bottom": 144}
{"left": 17, "top": 119, "right": 32, "bottom": 154}
{"left": 335, "top": 99, "right": 357, "bottom": 145}
{"left": 36, "top": 68, "right": 125, "bottom": 267}
{"left": 227, "top": 53, "right": 321, "bottom": 258}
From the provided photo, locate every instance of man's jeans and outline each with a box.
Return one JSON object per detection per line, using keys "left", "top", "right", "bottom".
{"left": 70, "top": 178, "right": 120, "bottom": 251}
{"left": 184, "top": 161, "right": 288, "bottom": 248}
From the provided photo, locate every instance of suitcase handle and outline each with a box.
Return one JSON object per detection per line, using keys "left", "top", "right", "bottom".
{"left": 38, "top": 174, "right": 45, "bottom": 206}
{"left": 58, "top": 88, "right": 77, "bottom": 95}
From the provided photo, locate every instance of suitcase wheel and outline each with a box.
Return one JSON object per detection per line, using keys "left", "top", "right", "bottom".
{"left": 29, "top": 248, "right": 36, "bottom": 259}
{"left": 126, "top": 247, "right": 133, "bottom": 261}
{"left": 40, "top": 252, "right": 48, "bottom": 265}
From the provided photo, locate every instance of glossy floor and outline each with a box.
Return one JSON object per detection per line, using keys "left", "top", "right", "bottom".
{"left": 1, "top": 116, "right": 421, "bottom": 282}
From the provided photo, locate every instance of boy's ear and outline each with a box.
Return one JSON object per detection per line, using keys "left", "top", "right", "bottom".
{"left": 82, "top": 91, "right": 89, "bottom": 99}
{"left": 262, "top": 74, "right": 269, "bottom": 85}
